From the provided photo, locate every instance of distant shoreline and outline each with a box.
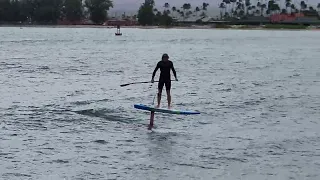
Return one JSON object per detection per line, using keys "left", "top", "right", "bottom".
{"left": 1, "top": 24, "right": 319, "bottom": 31}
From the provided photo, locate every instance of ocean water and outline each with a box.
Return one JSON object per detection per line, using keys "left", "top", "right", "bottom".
{"left": 0, "top": 27, "right": 320, "bottom": 180}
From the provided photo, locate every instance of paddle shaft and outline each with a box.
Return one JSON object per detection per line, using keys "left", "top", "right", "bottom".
{"left": 120, "top": 80, "right": 176, "bottom": 87}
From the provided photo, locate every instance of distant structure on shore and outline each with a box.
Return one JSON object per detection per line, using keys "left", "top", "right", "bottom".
{"left": 56, "top": 12, "right": 320, "bottom": 27}
{"left": 115, "top": 25, "right": 122, "bottom": 36}
{"left": 57, "top": 16, "right": 138, "bottom": 27}
{"left": 174, "top": 12, "right": 320, "bottom": 26}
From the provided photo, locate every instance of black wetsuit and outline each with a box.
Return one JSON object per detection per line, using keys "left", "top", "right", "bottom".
{"left": 152, "top": 60, "right": 177, "bottom": 91}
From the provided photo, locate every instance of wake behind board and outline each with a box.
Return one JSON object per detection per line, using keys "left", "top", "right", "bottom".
{"left": 134, "top": 104, "right": 200, "bottom": 115}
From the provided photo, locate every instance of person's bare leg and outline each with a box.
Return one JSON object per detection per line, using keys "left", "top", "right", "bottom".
{"left": 156, "top": 89, "right": 162, "bottom": 108}
{"left": 166, "top": 90, "right": 171, "bottom": 109}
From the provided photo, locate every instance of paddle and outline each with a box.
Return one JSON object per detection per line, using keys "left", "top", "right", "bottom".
{"left": 120, "top": 80, "right": 176, "bottom": 87}
{"left": 120, "top": 81, "right": 155, "bottom": 87}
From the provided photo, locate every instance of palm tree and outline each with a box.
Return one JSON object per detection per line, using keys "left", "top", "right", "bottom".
{"left": 195, "top": 6, "right": 200, "bottom": 17}
{"left": 224, "top": 0, "right": 231, "bottom": 16}
{"left": 235, "top": 1, "right": 245, "bottom": 17}
{"left": 239, "top": 9, "right": 245, "bottom": 16}
{"left": 281, "top": 8, "right": 287, "bottom": 14}
{"left": 255, "top": 9, "right": 260, "bottom": 16}
{"left": 165, "top": 10, "right": 171, "bottom": 15}
{"left": 224, "top": 12, "right": 230, "bottom": 18}
{"left": 251, "top": 5, "right": 256, "bottom": 15}
{"left": 248, "top": 6, "right": 253, "bottom": 15}
{"left": 179, "top": 11, "right": 184, "bottom": 18}
{"left": 163, "top": 3, "right": 170, "bottom": 18}
{"left": 181, "top": 3, "right": 191, "bottom": 19}
{"left": 156, "top": 11, "right": 161, "bottom": 17}
{"left": 267, "top": 0, "right": 275, "bottom": 15}
{"left": 300, "top": 1, "right": 307, "bottom": 12}
{"left": 245, "top": 0, "right": 251, "bottom": 15}
{"left": 164, "top": 3, "right": 170, "bottom": 11}
{"left": 172, "top": 6, "right": 176, "bottom": 18}
{"left": 309, "top": 6, "right": 315, "bottom": 11}
{"left": 290, "top": 4, "right": 296, "bottom": 14}
{"left": 257, "top": 1, "right": 261, "bottom": 15}
{"left": 230, "top": 0, "right": 237, "bottom": 17}
{"left": 186, "top": 10, "right": 193, "bottom": 17}
{"left": 261, "top": 3, "right": 267, "bottom": 16}
{"left": 181, "top": 3, "right": 187, "bottom": 19}
{"left": 266, "top": 9, "right": 270, "bottom": 15}
{"left": 274, "top": 3, "right": 281, "bottom": 14}
{"left": 201, "top": 2, "right": 209, "bottom": 17}
{"left": 285, "top": 0, "right": 291, "bottom": 14}
{"left": 233, "top": 10, "right": 238, "bottom": 17}
{"left": 153, "top": 8, "right": 158, "bottom": 13}
{"left": 219, "top": 2, "right": 226, "bottom": 19}
{"left": 202, "top": 2, "right": 209, "bottom": 10}
{"left": 200, "top": 12, "right": 206, "bottom": 18}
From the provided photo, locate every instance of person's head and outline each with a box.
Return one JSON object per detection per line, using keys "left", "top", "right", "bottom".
{"left": 162, "top": 53, "right": 169, "bottom": 61}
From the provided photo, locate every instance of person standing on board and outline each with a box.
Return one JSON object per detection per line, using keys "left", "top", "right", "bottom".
{"left": 151, "top": 53, "right": 178, "bottom": 109}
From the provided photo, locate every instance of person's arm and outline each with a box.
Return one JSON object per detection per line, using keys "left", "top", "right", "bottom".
{"left": 171, "top": 62, "right": 178, "bottom": 80}
{"left": 151, "top": 62, "right": 159, "bottom": 81}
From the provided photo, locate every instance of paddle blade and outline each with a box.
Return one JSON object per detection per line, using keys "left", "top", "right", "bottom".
{"left": 120, "top": 83, "right": 130, "bottom": 87}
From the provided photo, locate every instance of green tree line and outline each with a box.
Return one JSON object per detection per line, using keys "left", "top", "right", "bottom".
{"left": 0, "top": 0, "right": 113, "bottom": 24}
{"left": 1, "top": 0, "right": 319, "bottom": 25}
{"left": 137, "top": 0, "right": 174, "bottom": 26}
{"left": 137, "top": 1, "right": 211, "bottom": 26}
